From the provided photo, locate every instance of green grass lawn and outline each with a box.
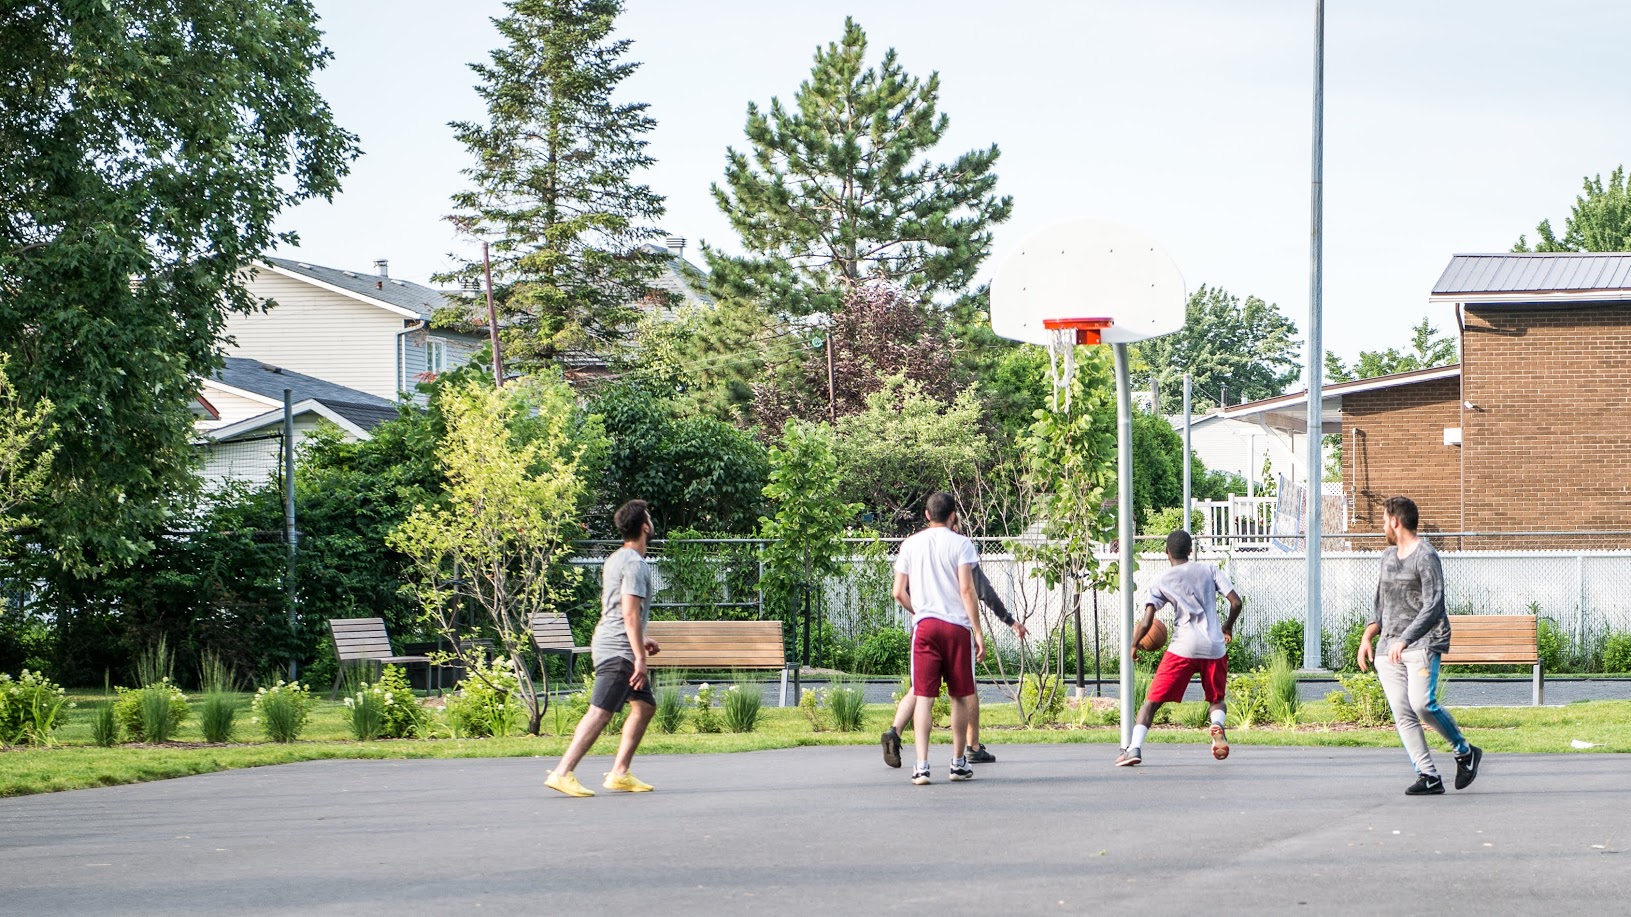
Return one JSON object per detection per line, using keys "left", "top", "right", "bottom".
{"left": 3, "top": 692, "right": 1627, "bottom": 798}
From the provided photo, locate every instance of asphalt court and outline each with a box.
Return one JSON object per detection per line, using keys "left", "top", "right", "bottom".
{"left": 0, "top": 744, "right": 1623, "bottom": 915}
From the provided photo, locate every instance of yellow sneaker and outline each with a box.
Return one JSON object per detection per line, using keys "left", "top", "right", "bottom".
{"left": 545, "top": 770, "right": 595, "bottom": 797}
{"left": 602, "top": 771, "right": 654, "bottom": 792}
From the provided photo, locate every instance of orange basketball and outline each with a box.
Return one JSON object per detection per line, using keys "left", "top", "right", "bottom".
{"left": 1137, "top": 618, "right": 1168, "bottom": 653}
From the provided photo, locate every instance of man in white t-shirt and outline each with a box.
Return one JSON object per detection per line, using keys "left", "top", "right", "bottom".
{"left": 891, "top": 492, "right": 984, "bottom": 786}
{"left": 1116, "top": 529, "right": 1244, "bottom": 767}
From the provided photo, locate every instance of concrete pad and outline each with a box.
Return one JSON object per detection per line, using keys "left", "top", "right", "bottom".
{"left": 0, "top": 745, "right": 1622, "bottom": 915}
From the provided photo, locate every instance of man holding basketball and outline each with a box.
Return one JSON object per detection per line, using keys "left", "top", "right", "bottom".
{"left": 1357, "top": 496, "right": 1482, "bottom": 796}
{"left": 1117, "top": 529, "right": 1242, "bottom": 767}
{"left": 891, "top": 492, "right": 984, "bottom": 785}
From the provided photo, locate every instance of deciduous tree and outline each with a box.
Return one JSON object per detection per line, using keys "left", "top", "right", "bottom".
{"left": 1325, "top": 316, "right": 1457, "bottom": 383}
{"left": 1132, "top": 285, "right": 1301, "bottom": 414}
{"left": 1514, "top": 166, "right": 1631, "bottom": 253}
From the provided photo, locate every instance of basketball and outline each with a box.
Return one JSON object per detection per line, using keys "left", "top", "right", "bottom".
{"left": 1137, "top": 618, "right": 1168, "bottom": 653}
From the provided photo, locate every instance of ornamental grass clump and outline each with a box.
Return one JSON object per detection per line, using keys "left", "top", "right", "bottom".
{"left": 827, "top": 682, "right": 866, "bottom": 732}
{"left": 344, "top": 666, "right": 423, "bottom": 741}
{"left": 0, "top": 669, "right": 73, "bottom": 746}
{"left": 198, "top": 651, "right": 240, "bottom": 744}
{"left": 114, "top": 679, "right": 189, "bottom": 743}
{"left": 447, "top": 656, "right": 522, "bottom": 738}
{"left": 253, "top": 680, "right": 313, "bottom": 743}
{"left": 722, "top": 682, "right": 761, "bottom": 733}
{"left": 654, "top": 676, "right": 686, "bottom": 734}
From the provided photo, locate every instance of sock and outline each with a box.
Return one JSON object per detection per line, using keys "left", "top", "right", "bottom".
{"left": 1130, "top": 724, "right": 1149, "bottom": 750}
{"left": 954, "top": 756, "right": 968, "bottom": 767}
{"left": 1210, "top": 709, "right": 1227, "bottom": 728}
{"left": 916, "top": 760, "right": 929, "bottom": 771}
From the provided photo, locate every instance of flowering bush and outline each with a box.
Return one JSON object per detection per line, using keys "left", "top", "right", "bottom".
{"left": 344, "top": 665, "right": 423, "bottom": 740}
{"left": 448, "top": 656, "right": 522, "bottom": 738}
{"left": 113, "top": 679, "right": 189, "bottom": 743}
{"left": 800, "top": 686, "right": 827, "bottom": 731}
{"left": 253, "top": 680, "right": 313, "bottom": 743}
{"left": 691, "top": 682, "right": 721, "bottom": 734}
{"left": 0, "top": 670, "right": 74, "bottom": 746}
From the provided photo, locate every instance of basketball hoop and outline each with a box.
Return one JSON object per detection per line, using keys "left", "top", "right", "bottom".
{"left": 1042, "top": 319, "right": 1113, "bottom": 412}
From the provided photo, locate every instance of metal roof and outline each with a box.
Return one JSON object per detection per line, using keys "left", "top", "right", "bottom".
{"left": 261, "top": 256, "right": 455, "bottom": 320}
{"left": 1433, "top": 253, "right": 1631, "bottom": 296}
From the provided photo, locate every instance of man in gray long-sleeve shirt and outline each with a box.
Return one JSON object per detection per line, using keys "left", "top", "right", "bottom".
{"left": 1357, "top": 496, "right": 1482, "bottom": 796}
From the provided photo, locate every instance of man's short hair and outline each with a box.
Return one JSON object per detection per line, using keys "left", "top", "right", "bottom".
{"left": 615, "top": 500, "right": 651, "bottom": 541}
{"left": 1166, "top": 529, "right": 1193, "bottom": 561}
{"left": 1383, "top": 496, "right": 1419, "bottom": 531}
{"left": 926, "top": 491, "right": 957, "bottom": 524}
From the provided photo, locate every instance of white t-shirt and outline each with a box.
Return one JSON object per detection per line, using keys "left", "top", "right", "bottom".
{"left": 1144, "top": 561, "right": 1235, "bottom": 660}
{"left": 894, "top": 526, "right": 980, "bottom": 629}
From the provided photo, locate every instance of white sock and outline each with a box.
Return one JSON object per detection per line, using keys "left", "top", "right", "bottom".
{"left": 1210, "top": 708, "right": 1227, "bottom": 728}
{"left": 1130, "top": 724, "right": 1149, "bottom": 750}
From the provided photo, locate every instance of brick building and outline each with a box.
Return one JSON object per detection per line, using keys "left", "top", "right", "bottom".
{"left": 1217, "top": 252, "right": 1631, "bottom": 547}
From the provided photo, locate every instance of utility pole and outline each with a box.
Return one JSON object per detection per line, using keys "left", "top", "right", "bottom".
{"left": 283, "top": 389, "right": 298, "bottom": 680}
{"left": 1304, "top": 0, "right": 1327, "bottom": 671}
{"left": 1183, "top": 374, "right": 1193, "bottom": 531}
{"left": 825, "top": 317, "right": 837, "bottom": 424}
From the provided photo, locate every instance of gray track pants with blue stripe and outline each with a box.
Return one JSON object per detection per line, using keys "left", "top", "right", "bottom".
{"left": 1376, "top": 647, "right": 1469, "bottom": 778}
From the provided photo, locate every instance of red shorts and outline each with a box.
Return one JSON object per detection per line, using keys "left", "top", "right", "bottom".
{"left": 1147, "top": 652, "right": 1228, "bottom": 704}
{"left": 911, "top": 617, "right": 976, "bottom": 698}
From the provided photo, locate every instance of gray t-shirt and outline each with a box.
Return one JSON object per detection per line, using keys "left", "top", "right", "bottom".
{"left": 1144, "top": 561, "right": 1235, "bottom": 660}
{"left": 591, "top": 547, "right": 652, "bottom": 664}
{"left": 1371, "top": 540, "right": 1452, "bottom": 654}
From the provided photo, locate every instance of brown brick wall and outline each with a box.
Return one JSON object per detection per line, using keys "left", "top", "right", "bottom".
{"left": 1343, "top": 378, "right": 1462, "bottom": 534}
{"left": 1462, "top": 304, "right": 1631, "bottom": 538}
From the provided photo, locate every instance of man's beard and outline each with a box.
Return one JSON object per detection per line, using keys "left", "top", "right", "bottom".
{"left": 1384, "top": 527, "right": 1397, "bottom": 546}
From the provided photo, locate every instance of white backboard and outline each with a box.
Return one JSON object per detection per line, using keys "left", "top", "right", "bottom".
{"left": 990, "top": 218, "right": 1187, "bottom": 346}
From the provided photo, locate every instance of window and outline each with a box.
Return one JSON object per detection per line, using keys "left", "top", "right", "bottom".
{"left": 426, "top": 338, "right": 448, "bottom": 374}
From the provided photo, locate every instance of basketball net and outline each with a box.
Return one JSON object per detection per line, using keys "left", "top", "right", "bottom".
{"left": 1046, "top": 328, "right": 1078, "bottom": 414}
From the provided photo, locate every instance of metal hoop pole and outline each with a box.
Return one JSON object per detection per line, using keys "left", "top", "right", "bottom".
{"left": 1113, "top": 343, "right": 1136, "bottom": 749}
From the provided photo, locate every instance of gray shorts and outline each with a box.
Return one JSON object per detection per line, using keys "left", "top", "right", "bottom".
{"left": 590, "top": 656, "right": 655, "bottom": 712}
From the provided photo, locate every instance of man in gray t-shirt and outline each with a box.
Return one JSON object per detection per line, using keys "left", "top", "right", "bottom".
{"left": 546, "top": 500, "right": 663, "bottom": 798}
{"left": 1358, "top": 496, "right": 1481, "bottom": 796}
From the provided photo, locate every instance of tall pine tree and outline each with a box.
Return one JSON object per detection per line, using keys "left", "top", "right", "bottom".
{"left": 707, "top": 17, "right": 1012, "bottom": 317}
{"left": 443, "top": 0, "right": 666, "bottom": 365}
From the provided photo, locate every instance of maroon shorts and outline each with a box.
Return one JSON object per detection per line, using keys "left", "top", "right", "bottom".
{"left": 1147, "top": 651, "right": 1228, "bottom": 704}
{"left": 911, "top": 617, "right": 976, "bottom": 698}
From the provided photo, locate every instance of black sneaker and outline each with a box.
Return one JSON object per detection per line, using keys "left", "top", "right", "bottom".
{"left": 968, "top": 745, "right": 997, "bottom": 764}
{"left": 1406, "top": 774, "right": 1445, "bottom": 796}
{"left": 911, "top": 764, "right": 931, "bottom": 786}
{"left": 1454, "top": 746, "right": 1483, "bottom": 790}
{"left": 949, "top": 761, "right": 974, "bottom": 781}
{"left": 881, "top": 727, "right": 902, "bottom": 769}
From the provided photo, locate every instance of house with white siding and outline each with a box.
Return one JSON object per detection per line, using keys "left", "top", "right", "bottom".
{"left": 226, "top": 257, "right": 487, "bottom": 403}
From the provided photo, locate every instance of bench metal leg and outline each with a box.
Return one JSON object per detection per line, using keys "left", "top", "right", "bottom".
{"left": 1533, "top": 663, "right": 1544, "bottom": 706}
{"left": 779, "top": 666, "right": 789, "bottom": 707}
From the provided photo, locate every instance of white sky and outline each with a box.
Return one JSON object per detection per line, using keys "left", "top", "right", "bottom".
{"left": 275, "top": 0, "right": 1631, "bottom": 367}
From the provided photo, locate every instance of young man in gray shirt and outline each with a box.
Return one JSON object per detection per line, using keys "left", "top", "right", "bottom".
{"left": 1357, "top": 496, "right": 1482, "bottom": 796}
{"left": 546, "top": 500, "right": 661, "bottom": 797}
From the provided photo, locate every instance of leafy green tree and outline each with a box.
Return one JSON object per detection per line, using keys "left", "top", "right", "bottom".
{"left": 707, "top": 17, "right": 1012, "bottom": 317}
{"left": 590, "top": 384, "right": 769, "bottom": 534}
{"left": 0, "top": 1, "right": 357, "bottom": 577}
{"left": 1132, "top": 285, "right": 1301, "bottom": 414}
{"left": 1325, "top": 316, "right": 1457, "bottom": 382}
{"left": 1514, "top": 166, "right": 1631, "bottom": 252}
{"left": 0, "top": 354, "right": 54, "bottom": 538}
{"left": 759, "top": 420, "right": 862, "bottom": 672}
{"left": 624, "top": 298, "right": 784, "bottom": 424}
{"left": 390, "top": 375, "right": 593, "bottom": 735}
{"left": 442, "top": 0, "right": 667, "bottom": 363}
{"left": 832, "top": 376, "right": 987, "bottom": 532}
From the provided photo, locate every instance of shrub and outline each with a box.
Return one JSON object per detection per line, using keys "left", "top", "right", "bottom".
{"left": 891, "top": 676, "right": 948, "bottom": 726}
{"left": 345, "top": 683, "right": 386, "bottom": 740}
{"left": 655, "top": 680, "right": 686, "bottom": 734}
{"left": 1337, "top": 618, "right": 1370, "bottom": 673}
{"left": 1536, "top": 615, "right": 1566, "bottom": 673}
{"left": 1266, "top": 650, "right": 1300, "bottom": 727}
{"left": 799, "top": 686, "right": 825, "bottom": 731}
{"left": 1020, "top": 673, "right": 1067, "bottom": 726}
{"left": 1226, "top": 632, "right": 1261, "bottom": 672}
{"left": 253, "top": 680, "right": 313, "bottom": 743}
{"left": 853, "top": 627, "right": 911, "bottom": 675}
{"left": 375, "top": 665, "right": 423, "bottom": 739}
{"left": 691, "top": 683, "right": 722, "bottom": 734}
{"left": 0, "top": 669, "right": 73, "bottom": 746}
{"left": 1602, "top": 632, "right": 1631, "bottom": 673}
{"left": 1267, "top": 620, "right": 1304, "bottom": 669}
{"left": 722, "top": 683, "right": 761, "bottom": 733}
{"left": 828, "top": 683, "right": 866, "bottom": 732}
{"left": 1226, "top": 669, "right": 1270, "bottom": 729}
{"left": 1176, "top": 701, "right": 1211, "bottom": 729}
{"left": 1325, "top": 671, "right": 1392, "bottom": 725}
{"left": 113, "top": 679, "right": 189, "bottom": 743}
{"left": 448, "top": 656, "right": 523, "bottom": 738}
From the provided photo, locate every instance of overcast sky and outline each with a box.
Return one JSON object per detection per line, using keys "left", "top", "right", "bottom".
{"left": 274, "top": 0, "right": 1631, "bottom": 368}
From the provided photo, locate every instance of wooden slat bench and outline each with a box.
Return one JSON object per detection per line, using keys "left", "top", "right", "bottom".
{"left": 1442, "top": 614, "right": 1543, "bottom": 705}
{"left": 328, "top": 617, "right": 432, "bottom": 697}
{"left": 644, "top": 620, "right": 792, "bottom": 706}
{"left": 530, "top": 611, "right": 591, "bottom": 681}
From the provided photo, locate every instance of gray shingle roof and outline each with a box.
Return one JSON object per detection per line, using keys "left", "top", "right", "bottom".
{"left": 1433, "top": 253, "right": 1631, "bottom": 295}
{"left": 638, "top": 244, "right": 715, "bottom": 307}
{"left": 214, "top": 357, "right": 395, "bottom": 409}
{"left": 261, "top": 256, "right": 454, "bottom": 320}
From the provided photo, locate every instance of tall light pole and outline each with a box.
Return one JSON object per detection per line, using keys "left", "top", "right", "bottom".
{"left": 1303, "top": 0, "right": 1326, "bottom": 670}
